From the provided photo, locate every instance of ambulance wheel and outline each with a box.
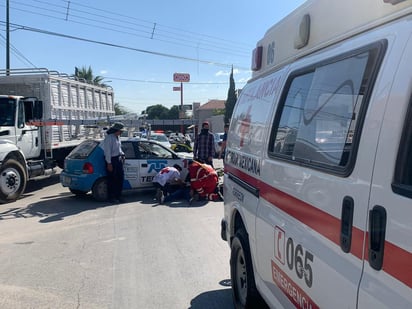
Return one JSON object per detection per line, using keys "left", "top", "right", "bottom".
{"left": 92, "top": 177, "right": 108, "bottom": 202}
{"left": 0, "top": 159, "right": 27, "bottom": 203}
{"left": 230, "top": 228, "right": 267, "bottom": 309}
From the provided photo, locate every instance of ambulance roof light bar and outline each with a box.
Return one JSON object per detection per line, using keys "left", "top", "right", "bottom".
{"left": 251, "top": 46, "right": 262, "bottom": 71}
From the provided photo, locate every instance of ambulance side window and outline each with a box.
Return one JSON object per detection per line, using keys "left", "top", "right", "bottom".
{"left": 269, "top": 42, "right": 385, "bottom": 175}
{"left": 393, "top": 100, "right": 412, "bottom": 199}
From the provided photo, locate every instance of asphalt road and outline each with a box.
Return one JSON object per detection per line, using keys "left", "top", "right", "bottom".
{"left": 0, "top": 159, "right": 233, "bottom": 309}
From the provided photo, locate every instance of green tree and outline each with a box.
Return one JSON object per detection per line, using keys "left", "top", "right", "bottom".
{"left": 146, "top": 104, "right": 169, "bottom": 119}
{"left": 169, "top": 105, "right": 180, "bottom": 119}
{"left": 74, "top": 65, "right": 105, "bottom": 86}
{"left": 224, "top": 66, "right": 237, "bottom": 124}
{"left": 114, "top": 102, "right": 129, "bottom": 115}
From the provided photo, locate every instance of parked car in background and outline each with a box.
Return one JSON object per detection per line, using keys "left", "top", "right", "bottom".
{"left": 143, "top": 132, "right": 171, "bottom": 149}
{"left": 60, "top": 138, "right": 191, "bottom": 201}
{"left": 171, "top": 143, "right": 193, "bottom": 153}
{"left": 213, "top": 132, "right": 225, "bottom": 157}
{"left": 169, "top": 132, "right": 186, "bottom": 144}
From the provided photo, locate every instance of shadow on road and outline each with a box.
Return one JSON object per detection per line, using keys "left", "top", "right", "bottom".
{"left": 24, "top": 173, "right": 62, "bottom": 194}
{"left": 189, "top": 288, "right": 233, "bottom": 309}
{"left": 0, "top": 174, "right": 220, "bottom": 223}
{"left": 0, "top": 193, "right": 113, "bottom": 223}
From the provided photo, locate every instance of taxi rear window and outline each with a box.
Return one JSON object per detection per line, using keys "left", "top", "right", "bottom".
{"left": 67, "top": 140, "right": 99, "bottom": 159}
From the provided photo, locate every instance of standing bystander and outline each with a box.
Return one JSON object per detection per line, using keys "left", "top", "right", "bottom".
{"left": 102, "top": 122, "right": 126, "bottom": 203}
{"left": 193, "top": 121, "right": 215, "bottom": 166}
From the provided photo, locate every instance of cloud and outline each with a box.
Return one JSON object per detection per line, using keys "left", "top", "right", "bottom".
{"left": 215, "top": 70, "right": 227, "bottom": 77}
{"left": 100, "top": 70, "right": 108, "bottom": 75}
{"left": 215, "top": 68, "right": 242, "bottom": 77}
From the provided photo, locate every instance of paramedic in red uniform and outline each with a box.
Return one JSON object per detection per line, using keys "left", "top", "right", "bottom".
{"left": 188, "top": 160, "right": 220, "bottom": 201}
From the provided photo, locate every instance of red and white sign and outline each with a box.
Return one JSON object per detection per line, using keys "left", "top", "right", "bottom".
{"left": 271, "top": 260, "right": 319, "bottom": 309}
{"left": 173, "top": 73, "right": 190, "bottom": 82}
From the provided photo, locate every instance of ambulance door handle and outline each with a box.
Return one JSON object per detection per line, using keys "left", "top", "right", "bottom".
{"left": 340, "top": 196, "right": 354, "bottom": 253}
{"left": 368, "top": 205, "right": 387, "bottom": 271}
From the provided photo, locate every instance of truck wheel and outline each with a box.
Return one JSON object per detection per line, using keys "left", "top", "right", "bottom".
{"left": 92, "top": 177, "right": 108, "bottom": 202}
{"left": 0, "top": 159, "right": 27, "bottom": 203}
{"left": 230, "top": 228, "right": 267, "bottom": 309}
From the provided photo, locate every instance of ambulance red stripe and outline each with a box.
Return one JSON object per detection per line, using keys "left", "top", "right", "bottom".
{"left": 226, "top": 165, "right": 412, "bottom": 289}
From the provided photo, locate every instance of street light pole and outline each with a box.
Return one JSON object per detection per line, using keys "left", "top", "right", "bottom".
{"left": 6, "top": 0, "right": 10, "bottom": 75}
{"left": 173, "top": 72, "right": 190, "bottom": 134}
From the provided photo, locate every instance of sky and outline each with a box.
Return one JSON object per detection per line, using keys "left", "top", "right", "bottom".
{"left": 0, "top": 0, "right": 306, "bottom": 114}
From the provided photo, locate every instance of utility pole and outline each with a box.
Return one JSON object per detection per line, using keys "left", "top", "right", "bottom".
{"left": 172, "top": 72, "right": 190, "bottom": 133}
{"left": 6, "top": 0, "right": 10, "bottom": 75}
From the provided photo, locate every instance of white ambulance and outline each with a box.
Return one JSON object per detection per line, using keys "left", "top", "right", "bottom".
{"left": 221, "top": 0, "right": 412, "bottom": 308}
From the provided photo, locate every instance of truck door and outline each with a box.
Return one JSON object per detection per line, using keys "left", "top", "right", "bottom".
{"left": 358, "top": 33, "right": 412, "bottom": 308}
{"left": 16, "top": 99, "right": 40, "bottom": 159}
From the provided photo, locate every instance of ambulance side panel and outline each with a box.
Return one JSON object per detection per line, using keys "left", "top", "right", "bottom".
{"left": 223, "top": 1, "right": 412, "bottom": 308}
{"left": 251, "top": 18, "right": 411, "bottom": 308}
{"left": 223, "top": 69, "right": 286, "bottom": 275}
{"left": 358, "top": 29, "right": 412, "bottom": 308}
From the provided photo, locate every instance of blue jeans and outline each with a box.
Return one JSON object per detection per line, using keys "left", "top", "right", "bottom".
{"left": 163, "top": 187, "right": 191, "bottom": 203}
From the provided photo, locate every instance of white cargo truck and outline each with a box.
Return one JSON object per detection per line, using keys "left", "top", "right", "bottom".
{"left": 0, "top": 68, "right": 115, "bottom": 203}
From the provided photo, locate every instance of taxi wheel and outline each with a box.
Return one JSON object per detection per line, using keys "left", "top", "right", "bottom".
{"left": 230, "top": 228, "right": 267, "bottom": 309}
{"left": 92, "top": 177, "right": 108, "bottom": 202}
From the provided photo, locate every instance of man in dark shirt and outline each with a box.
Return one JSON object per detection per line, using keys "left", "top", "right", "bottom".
{"left": 193, "top": 121, "right": 215, "bottom": 166}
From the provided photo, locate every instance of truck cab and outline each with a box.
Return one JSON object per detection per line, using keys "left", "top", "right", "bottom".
{"left": 0, "top": 96, "right": 43, "bottom": 159}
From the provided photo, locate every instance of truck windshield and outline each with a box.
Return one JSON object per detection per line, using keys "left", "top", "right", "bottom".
{"left": 0, "top": 98, "right": 16, "bottom": 126}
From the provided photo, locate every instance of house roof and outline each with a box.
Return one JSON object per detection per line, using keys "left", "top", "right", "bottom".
{"left": 198, "top": 99, "right": 225, "bottom": 110}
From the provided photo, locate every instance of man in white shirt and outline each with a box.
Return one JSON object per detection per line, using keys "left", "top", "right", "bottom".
{"left": 102, "top": 122, "right": 125, "bottom": 203}
{"left": 152, "top": 164, "right": 184, "bottom": 203}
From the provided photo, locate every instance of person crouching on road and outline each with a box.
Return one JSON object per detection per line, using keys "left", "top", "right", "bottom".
{"left": 153, "top": 164, "right": 185, "bottom": 203}
{"left": 188, "top": 160, "right": 221, "bottom": 202}
{"left": 102, "top": 122, "right": 126, "bottom": 203}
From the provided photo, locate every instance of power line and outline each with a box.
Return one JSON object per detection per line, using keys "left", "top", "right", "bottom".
{"left": 0, "top": 32, "right": 37, "bottom": 67}
{"left": 6, "top": 0, "right": 252, "bottom": 58}
{"left": 60, "top": 0, "right": 251, "bottom": 49}
{"left": 0, "top": 21, "right": 249, "bottom": 70}
{"left": 104, "top": 76, "right": 247, "bottom": 85}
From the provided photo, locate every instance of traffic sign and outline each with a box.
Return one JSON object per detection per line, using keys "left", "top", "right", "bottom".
{"left": 173, "top": 73, "right": 190, "bottom": 82}
{"left": 173, "top": 86, "right": 181, "bottom": 91}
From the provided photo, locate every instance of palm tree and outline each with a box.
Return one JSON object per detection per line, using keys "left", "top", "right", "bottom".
{"left": 74, "top": 66, "right": 106, "bottom": 86}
